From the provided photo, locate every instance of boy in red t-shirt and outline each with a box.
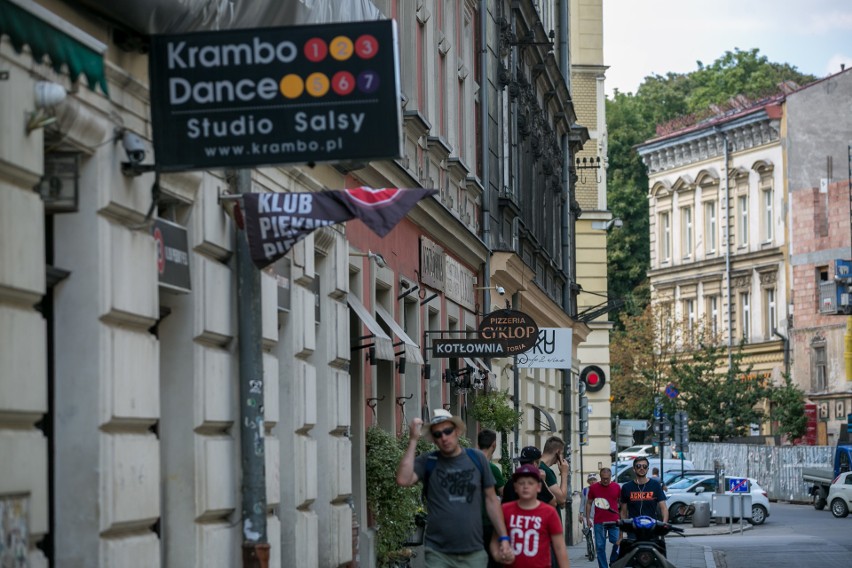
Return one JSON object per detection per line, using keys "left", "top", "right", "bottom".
{"left": 584, "top": 467, "right": 621, "bottom": 568}
{"left": 492, "top": 463, "right": 569, "bottom": 568}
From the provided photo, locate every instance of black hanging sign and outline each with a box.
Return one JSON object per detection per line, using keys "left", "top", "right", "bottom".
{"left": 148, "top": 20, "right": 402, "bottom": 171}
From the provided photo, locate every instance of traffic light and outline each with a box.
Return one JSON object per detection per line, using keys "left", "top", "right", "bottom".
{"left": 578, "top": 379, "right": 589, "bottom": 446}
{"left": 673, "top": 411, "right": 689, "bottom": 453}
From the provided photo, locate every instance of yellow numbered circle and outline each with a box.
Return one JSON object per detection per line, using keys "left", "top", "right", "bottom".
{"left": 305, "top": 73, "right": 330, "bottom": 97}
{"left": 279, "top": 74, "right": 305, "bottom": 99}
{"left": 329, "top": 36, "right": 354, "bottom": 60}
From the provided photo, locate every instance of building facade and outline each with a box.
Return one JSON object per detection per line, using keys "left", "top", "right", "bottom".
{"left": 786, "top": 68, "right": 852, "bottom": 445}
{"left": 0, "top": 0, "right": 596, "bottom": 566}
{"left": 638, "top": 97, "right": 788, "bottom": 431}
{"left": 569, "top": 0, "right": 614, "bottom": 483}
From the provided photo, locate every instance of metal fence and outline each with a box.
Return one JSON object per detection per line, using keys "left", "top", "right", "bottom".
{"left": 686, "top": 442, "right": 834, "bottom": 503}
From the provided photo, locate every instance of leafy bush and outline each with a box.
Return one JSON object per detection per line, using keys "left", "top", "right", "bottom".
{"left": 365, "top": 426, "right": 427, "bottom": 566}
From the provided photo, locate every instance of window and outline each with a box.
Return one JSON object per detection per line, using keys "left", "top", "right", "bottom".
{"left": 738, "top": 195, "right": 749, "bottom": 246}
{"left": 764, "top": 288, "right": 776, "bottom": 339}
{"left": 740, "top": 292, "right": 750, "bottom": 341}
{"left": 684, "top": 298, "right": 696, "bottom": 339}
{"left": 681, "top": 206, "right": 693, "bottom": 259}
{"left": 811, "top": 342, "right": 827, "bottom": 391}
{"left": 706, "top": 295, "right": 719, "bottom": 336}
{"left": 762, "top": 187, "right": 774, "bottom": 242}
{"left": 817, "top": 266, "right": 829, "bottom": 311}
{"left": 660, "top": 212, "right": 671, "bottom": 263}
{"left": 704, "top": 201, "right": 717, "bottom": 255}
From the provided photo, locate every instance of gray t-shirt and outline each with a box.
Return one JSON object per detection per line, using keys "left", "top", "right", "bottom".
{"left": 414, "top": 448, "right": 496, "bottom": 553}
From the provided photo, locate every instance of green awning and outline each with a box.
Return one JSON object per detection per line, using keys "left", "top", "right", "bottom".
{"left": 0, "top": 0, "right": 108, "bottom": 94}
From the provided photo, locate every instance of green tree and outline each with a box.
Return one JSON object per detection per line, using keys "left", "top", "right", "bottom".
{"left": 611, "top": 304, "right": 774, "bottom": 442}
{"left": 610, "top": 304, "right": 679, "bottom": 419}
{"left": 605, "top": 49, "right": 816, "bottom": 324}
{"left": 769, "top": 373, "right": 807, "bottom": 441}
{"left": 670, "top": 338, "right": 771, "bottom": 442}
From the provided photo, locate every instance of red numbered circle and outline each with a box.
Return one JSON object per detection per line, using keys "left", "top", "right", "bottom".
{"left": 304, "top": 38, "right": 328, "bottom": 62}
{"left": 332, "top": 71, "right": 356, "bottom": 95}
{"left": 355, "top": 34, "right": 379, "bottom": 59}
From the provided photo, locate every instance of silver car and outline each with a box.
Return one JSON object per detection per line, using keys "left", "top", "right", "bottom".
{"left": 665, "top": 474, "right": 771, "bottom": 525}
{"left": 827, "top": 471, "right": 852, "bottom": 518}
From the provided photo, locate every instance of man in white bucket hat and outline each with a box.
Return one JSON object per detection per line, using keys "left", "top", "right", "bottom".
{"left": 397, "top": 409, "right": 514, "bottom": 567}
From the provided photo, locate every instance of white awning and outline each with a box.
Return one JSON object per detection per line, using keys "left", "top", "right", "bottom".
{"left": 462, "top": 358, "right": 478, "bottom": 370}
{"left": 347, "top": 295, "right": 394, "bottom": 361}
{"left": 374, "top": 304, "right": 425, "bottom": 365}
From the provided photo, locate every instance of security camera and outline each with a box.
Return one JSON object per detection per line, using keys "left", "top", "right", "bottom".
{"left": 122, "top": 131, "right": 146, "bottom": 165}
{"left": 496, "top": 286, "right": 506, "bottom": 296}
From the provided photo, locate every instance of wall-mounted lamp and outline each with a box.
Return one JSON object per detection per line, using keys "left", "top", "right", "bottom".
{"left": 350, "top": 250, "right": 388, "bottom": 268}
{"left": 591, "top": 218, "right": 623, "bottom": 231}
{"left": 27, "top": 81, "right": 67, "bottom": 134}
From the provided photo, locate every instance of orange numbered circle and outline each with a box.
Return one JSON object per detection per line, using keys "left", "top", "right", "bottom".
{"left": 332, "top": 71, "right": 356, "bottom": 95}
{"left": 279, "top": 74, "right": 305, "bottom": 99}
{"left": 355, "top": 34, "right": 379, "bottom": 59}
{"left": 329, "top": 36, "right": 354, "bottom": 60}
{"left": 305, "top": 72, "right": 330, "bottom": 97}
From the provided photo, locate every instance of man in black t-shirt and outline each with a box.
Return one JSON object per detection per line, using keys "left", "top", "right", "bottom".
{"left": 619, "top": 456, "right": 669, "bottom": 557}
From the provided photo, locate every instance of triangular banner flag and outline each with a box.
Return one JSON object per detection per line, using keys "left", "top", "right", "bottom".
{"left": 241, "top": 187, "right": 437, "bottom": 269}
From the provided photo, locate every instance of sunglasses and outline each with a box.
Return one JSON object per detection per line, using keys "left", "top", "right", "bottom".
{"left": 431, "top": 426, "right": 456, "bottom": 439}
{"left": 634, "top": 464, "right": 649, "bottom": 470}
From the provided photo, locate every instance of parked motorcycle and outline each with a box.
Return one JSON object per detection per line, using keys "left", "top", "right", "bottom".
{"left": 602, "top": 516, "right": 684, "bottom": 568}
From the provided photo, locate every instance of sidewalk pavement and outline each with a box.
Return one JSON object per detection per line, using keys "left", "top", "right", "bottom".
{"left": 567, "top": 522, "right": 751, "bottom": 568}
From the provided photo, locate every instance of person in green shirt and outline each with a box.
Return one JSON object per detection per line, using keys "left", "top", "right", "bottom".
{"left": 478, "top": 429, "right": 506, "bottom": 568}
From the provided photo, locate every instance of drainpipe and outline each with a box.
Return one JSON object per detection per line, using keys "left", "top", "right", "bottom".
{"left": 480, "top": 0, "right": 491, "bottom": 316}
{"left": 721, "top": 132, "right": 733, "bottom": 369}
{"left": 773, "top": 328, "right": 790, "bottom": 377}
{"left": 559, "top": 0, "right": 574, "bottom": 545}
{"left": 229, "top": 169, "right": 270, "bottom": 568}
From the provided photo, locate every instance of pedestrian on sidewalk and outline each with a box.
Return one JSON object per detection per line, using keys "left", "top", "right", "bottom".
{"left": 539, "top": 437, "right": 570, "bottom": 518}
{"left": 492, "top": 464, "right": 570, "bottom": 568}
{"left": 478, "top": 429, "right": 506, "bottom": 567}
{"left": 585, "top": 468, "right": 621, "bottom": 568}
{"left": 579, "top": 472, "right": 598, "bottom": 528}
{"left": 396, "top": 409, "right": 514, "bottom": 567}
{"left": 502, "top": 446, "right": 554, "bottom": 506}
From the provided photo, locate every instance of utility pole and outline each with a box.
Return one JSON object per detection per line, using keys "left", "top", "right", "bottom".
{"left": 230, "top": 169, "right": 270, "bottom": 568}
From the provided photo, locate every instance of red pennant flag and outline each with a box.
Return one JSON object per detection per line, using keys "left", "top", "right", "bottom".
{"left": 241, "top": 187, "right": 437, "bottom": 269}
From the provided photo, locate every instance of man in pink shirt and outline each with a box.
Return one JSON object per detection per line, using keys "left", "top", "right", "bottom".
{"left": 584, "top": 467, "right": 621, "bottom": 568}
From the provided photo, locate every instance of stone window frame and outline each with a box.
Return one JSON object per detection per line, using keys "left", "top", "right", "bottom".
{"left": 730, "top": 167, "right": 750, "bottom": 249}
{"left": 753, "top": 160, "right": 775, "bottom": 245}
{"left": 810, "top": 335, "right": 827, "bottom": 392}
{"left": 651, "top": 180, "right": 673, "bottom": 267}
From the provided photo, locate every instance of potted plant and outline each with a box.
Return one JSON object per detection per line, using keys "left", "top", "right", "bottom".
{"left": 365, "top": 426, "right": 429, "bottom": 566}
{"left": 469, "top": 389, "right": 522, "bottom": 478}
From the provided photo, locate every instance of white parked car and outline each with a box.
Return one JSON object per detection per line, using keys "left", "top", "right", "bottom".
{"left": 828, "top": 471, "right": 852, "bottom": 518}
{"left": 616, "top": 444, "right": 657, "bottom": 462}
{"left": 665, "top": 474, "right": 771, "bottom": 525}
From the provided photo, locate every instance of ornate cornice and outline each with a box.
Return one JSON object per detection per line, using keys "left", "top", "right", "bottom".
{"left": 639, "top": 112, "right": 780, "bottom": 174}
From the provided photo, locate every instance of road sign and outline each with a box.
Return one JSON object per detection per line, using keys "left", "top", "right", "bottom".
{"left": 727, "top": 477, "right": 749, "bottom": 493}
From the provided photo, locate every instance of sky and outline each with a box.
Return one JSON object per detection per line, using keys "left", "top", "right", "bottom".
{"left": 603, "top": 0, "right": 852, "bottom": 97}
